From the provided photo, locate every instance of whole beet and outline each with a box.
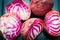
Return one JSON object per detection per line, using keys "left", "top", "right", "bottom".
{"left": 30, "top": 0, "right": 53, "bottom": 16}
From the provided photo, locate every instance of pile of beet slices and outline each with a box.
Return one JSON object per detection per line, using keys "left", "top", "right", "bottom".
{"left": 0, "top": 0, "right": 60, "bottom": 40}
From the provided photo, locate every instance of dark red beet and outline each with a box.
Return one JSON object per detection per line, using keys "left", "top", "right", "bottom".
{"left": 30, "top": 0, "right": 53, "bottom": 16}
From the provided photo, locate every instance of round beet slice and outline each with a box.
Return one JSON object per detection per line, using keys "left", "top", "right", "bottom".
{"left": 45, "top": 10, "right": 60, "bottom": 37}
{"left": 0, "top": 13, "right": 22, "bottom": 40}
{"left": 21, "top": 18, "right": 44, "bottom": 40}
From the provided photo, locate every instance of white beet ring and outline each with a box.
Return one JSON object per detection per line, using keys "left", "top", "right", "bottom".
{"left": 0, "top": 13, "right": 22, "bottom": 40}
{"left": 5, "top": 0, "right": 31, "bottom": 20}
{"left": 21, "top": 18, "right": 44, "bottom": 40}
{"left": 45, "top": 10, "right": 60, "bottom": 37}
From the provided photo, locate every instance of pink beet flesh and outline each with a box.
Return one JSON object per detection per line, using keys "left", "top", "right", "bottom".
{"left": 0, "top": 13, "right": 22, "bottom": 40}
{"left": 21, "top": 18, "right": 44, "bottom": 40}
{"left": 45, "top": 10, "right": 60, "bottom": 37}
{"left": 5, "top": 0, "right": 31, "bottom": 20}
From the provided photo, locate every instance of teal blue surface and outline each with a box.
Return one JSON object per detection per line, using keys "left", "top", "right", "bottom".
{"left": 52, "top": 0, "right": 59, "bottom": 11}
{"left": 58, "top": 0, "right": 60, "bottom": 12}
{"left": 0, "top": 0, "right": 60, "bottom": 40}
{"left": 0, "top": 0, "right": 2, "bottom": 16}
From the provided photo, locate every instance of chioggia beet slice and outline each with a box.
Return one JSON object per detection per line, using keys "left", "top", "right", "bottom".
{"left": 0, "top": 13, "right": 22, "bottom": 40}
{"left": 5, "top": 0, "right": 31, "bottom": 20}
{"left": 45, "top": 10, "right": 60, "bottom": 37}
{"left": 21, "top": 18, "right": 44, "bottom": 40}
{"left": 30, "top": 0, "right": 53, "bottom": 16}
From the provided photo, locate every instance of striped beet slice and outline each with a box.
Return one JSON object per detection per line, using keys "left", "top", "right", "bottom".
{"left": 0, "top": 13, "right": 22, "bottom": 40}
{"left": 5, "top": 0, "right": 31, "bottom": 20}
{"left": 21, "top": 18, "right": 44, "bottom": 40}
{"left": 45, "top": 10, "right": 60, "bottom": 37}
